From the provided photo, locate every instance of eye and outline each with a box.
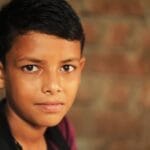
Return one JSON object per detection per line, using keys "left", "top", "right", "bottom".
{"left": 60, "top": 65, "right": 76, "bottom": 73}
{"left": 21, "top": 65, "right": 39, "bottom": 73}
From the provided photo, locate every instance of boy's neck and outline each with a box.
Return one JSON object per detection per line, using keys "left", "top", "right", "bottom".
{"left": 5, "top": 103, "right": 47, "bottom": 149}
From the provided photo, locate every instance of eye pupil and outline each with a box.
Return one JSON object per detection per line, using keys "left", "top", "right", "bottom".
{"left": 26, "top": 65, "right": 33, "bottom": 71}
{"left": 64, "top": 65, "right": 69, "bottom": 71}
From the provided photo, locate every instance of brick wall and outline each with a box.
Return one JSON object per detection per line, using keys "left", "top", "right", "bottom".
{"left": 67, "top": 0, "right": 150, "bottom": 150}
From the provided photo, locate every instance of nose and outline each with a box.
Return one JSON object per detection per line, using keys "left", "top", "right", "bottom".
{"left": 41, "top": 71, "right": 62, "bottom": 95}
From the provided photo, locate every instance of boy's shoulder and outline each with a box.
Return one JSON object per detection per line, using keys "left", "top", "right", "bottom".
{"left": 0, "top": 100, "right": 18, "bottom": 150}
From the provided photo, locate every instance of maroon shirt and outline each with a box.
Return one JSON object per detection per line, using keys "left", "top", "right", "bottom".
{"left": 46, "top": 117, "right": 77, "bottom": 150}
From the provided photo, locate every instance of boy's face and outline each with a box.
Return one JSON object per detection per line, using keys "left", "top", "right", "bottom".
{"left": 1, "top": 32, "right": 85, "bottom": 128}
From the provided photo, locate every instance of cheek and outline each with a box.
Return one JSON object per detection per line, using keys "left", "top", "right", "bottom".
{"left": 63, "top": 75, "right": 81, "bottom": 100}
{"left": 5, "top": 73, "right": 38, "bottom": 101}
{"left": 65, "top": 71, "right": 81, "bottom": 87}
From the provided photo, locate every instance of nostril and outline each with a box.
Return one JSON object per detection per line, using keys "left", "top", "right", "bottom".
{"left": 42, "top": 84, "right": 62, "bottom": 95}
{"left": 57, "top": 89, "right": 61, "bottom": 93}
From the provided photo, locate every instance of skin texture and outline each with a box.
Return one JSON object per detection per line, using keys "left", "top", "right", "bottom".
{"left": 0, "top": 31, "right": 85, "bottom": 149}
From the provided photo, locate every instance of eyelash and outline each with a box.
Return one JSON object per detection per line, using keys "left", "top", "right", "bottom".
{"left": 60, "top": 64, "right": 77, "bottom": 73}
{"left": 21, "top": 65, "right": 39, "bottom": 73}
{"left": 21, "top": 64, "right": 77, "bottom": 73}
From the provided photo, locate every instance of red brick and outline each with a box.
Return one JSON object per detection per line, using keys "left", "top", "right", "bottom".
{"left": 138, "top": 50, "right": 150, "bottom": 75}
{"left": 108, "top": 140, "right": 142, "bottom": 150}
{"left": 67, "top": 0, "right": 83, "bottom": 15}
{"left": 68, "top": 107, "right": 94, "bottom": 137}
{"left": 139, "top": 82, "right": 150, "bottom": 108}
{"left": 85, "top": 51, "right": 150, "bottom": 76}
{"left": 103, "top": 23, "right": 130, "bottom": 48}
{"left": 83, "top": 20, "right": 99, "bottom": 43}
{"left": 75, "top": 88, "right": 93, "bottom": 106}
{"left": 141, "top": 0, "right": 150, "bottom": 14}
{"left": 95, "top": 111, "right": 141, "bottom": 138}
{"left": 85, "top": 52, "right": 130, "bottom": 74}
{"left": 105, "top": 80, "right": 130, "bottom": 109}
{"left": 139, "top": 29, "right": 150, "bottom": 49}
{"left": 82, "top": 0, "right": 144, "bottom": 16}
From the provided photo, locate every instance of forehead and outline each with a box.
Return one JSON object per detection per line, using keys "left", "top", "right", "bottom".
{"left": 6, "top": 32, "right": 81, "bottom": 62}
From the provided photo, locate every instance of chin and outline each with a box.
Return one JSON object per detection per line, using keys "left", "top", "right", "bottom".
{"left": 38, "top": 115, "right": 64, "bottom": 127}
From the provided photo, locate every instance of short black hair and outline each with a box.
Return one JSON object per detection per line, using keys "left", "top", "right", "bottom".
{"left": 0, "top": 0, "right": 85, "bottom": 64}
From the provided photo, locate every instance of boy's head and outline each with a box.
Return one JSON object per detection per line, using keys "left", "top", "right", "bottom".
{"left": 0, "top": 0, "right": 85, "bottom": 127}
{"left": 0, "top": 0, "right": 85, "bottom": 65}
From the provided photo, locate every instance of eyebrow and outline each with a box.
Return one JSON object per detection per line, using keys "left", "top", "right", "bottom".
{"left": 16, "top": 57, "right": 44, "bottom": 64}
{"left": 16, "top": 57, "right": 80, "bottom": 64}
{"left": 61, "top": 58, "right": 81, "bottom": 63}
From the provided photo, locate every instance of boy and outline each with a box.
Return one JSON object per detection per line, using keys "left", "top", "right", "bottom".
{"left": 0, "top": 0, "right": 85, "bottom": 150}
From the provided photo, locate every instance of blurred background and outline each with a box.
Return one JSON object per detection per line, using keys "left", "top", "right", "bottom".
{"left": 66, "top": 0, "right": 150, "bottom": 150}
{"left": 0, "top": 0, "right": 150, "bottom": 150}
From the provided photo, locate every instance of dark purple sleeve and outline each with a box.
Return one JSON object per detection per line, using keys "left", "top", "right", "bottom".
{"left": 58, "top": 117, "right": 77, "bottom": 150}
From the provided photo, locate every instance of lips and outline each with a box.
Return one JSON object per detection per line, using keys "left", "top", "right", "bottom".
{"left": 35, "top": 102, "right": 65, "bottom": 113}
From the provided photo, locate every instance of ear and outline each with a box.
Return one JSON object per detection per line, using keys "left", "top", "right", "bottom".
{"left": 79, "top": 57, "right": 86, "bottom": 71}
{"left": 0, "top": 62, "right": 5, "bottom": 89}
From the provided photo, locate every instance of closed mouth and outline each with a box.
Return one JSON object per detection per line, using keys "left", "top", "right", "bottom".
{"left": 35, "top": 102, "right": 65, "bottom": 113}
